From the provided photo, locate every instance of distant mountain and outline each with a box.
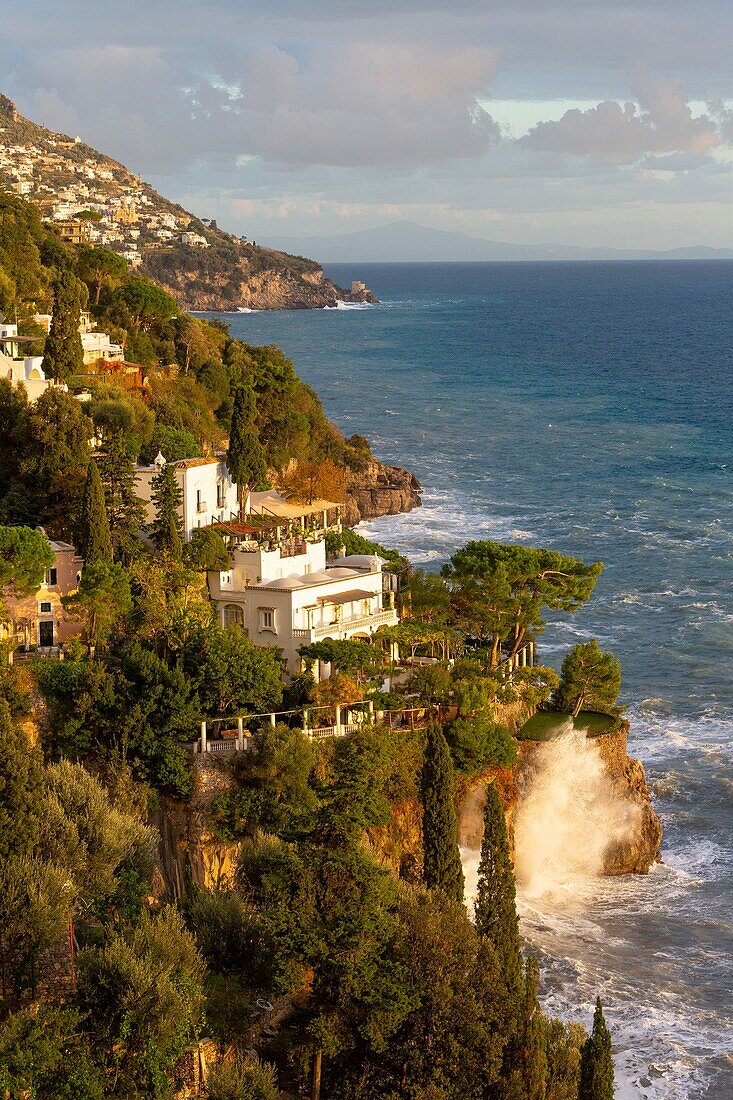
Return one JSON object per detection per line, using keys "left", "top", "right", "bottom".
{"left": 264, "top": 220, "right": 733, "bottom": 264}
{"left": 0, "top": 94, "right": 375, "bottom": 310}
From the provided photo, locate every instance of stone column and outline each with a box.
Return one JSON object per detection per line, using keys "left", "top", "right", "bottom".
{"left": 200, "top": 720, "right": 207, "bottom": 754}
{"left": 335, "top": 704, "right": 342, "bottom": 736}
{"left": 236, "top": 717, "right": 244, "bottom": 752}
{"left": 269, "top": 712, "right": 277, "bottom": 727}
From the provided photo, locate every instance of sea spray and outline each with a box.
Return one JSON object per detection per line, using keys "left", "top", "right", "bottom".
{"left": 514, "top": 729, "right": 641, "bottom": 898}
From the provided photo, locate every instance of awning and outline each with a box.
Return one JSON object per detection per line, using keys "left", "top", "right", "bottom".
{"left": 318, "top": 589, "right": 376, "bottom": 606}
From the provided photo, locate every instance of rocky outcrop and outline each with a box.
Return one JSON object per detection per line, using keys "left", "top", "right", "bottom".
{"left": 344, "top": 459, "right": 422, "bottom": 525}
{"left": 594, "top": 727, "right": 663, "bottom": 874}
{"left": 151, "top": 754, "right": 239, "bottom": 903}
{"left": 143, "top": 247, "right": 377, "bottom": 312}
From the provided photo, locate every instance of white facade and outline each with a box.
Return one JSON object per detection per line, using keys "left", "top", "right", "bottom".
{"left": 81, "top": 330, "right": 124, "bottom": 365}
{"left": 135, "top": 454, "right": 239, "bottom": 541}
{"left": 0, "top": 324, "right": 61, "bottom": 402}
{"left": 209, "top": 544, "right": 398, "bottom": 676}
{"left": 180, "top": 232, "right": 209, "bottom": 248}
{"left": 0, "top": 352, "right": 59, "bottom": 402}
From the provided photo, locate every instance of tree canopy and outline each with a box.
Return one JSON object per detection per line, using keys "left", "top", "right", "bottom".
{"left": 557, "top": 639, "right": 622, "bottom": 718}
{"left": 443, "top": 540, "right": 603, "bottom": 666}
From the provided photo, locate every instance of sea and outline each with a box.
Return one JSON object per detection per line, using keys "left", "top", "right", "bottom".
{"left": 210, "top": 260, "right": 733, "bottom": 1100}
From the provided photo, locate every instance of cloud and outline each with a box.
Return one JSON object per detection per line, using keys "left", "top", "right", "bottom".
{"left": 521, "top": 79, "right": 721, "bottom": 162}
{"left": 8, "top": 38, "right": 499, "bottom": 172}
{"left": 3, "top": 0, "right": 733, "bottom": 248}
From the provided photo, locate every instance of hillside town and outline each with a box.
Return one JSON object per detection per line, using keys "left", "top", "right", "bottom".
{"left": 0, "top": 93, "right": 239, "bottom": 271}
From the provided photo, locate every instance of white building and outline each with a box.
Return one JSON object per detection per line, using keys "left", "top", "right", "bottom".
{"left": 80, "top": 330, "right": 124, "bottom": 366}
{"left": 0, "top": 323, "right": 60, "bottom": 402}
{"left": 208, "top": 536, "right": 398, "bottom": 677}
{"left": 135, "top": 453, "right": 239, "bottom": 541}
{"left": 180, "top": 232, "right": 209, "bottom": 248}
{"left": 32, "top": 313, "right": 124, "bottom": 367}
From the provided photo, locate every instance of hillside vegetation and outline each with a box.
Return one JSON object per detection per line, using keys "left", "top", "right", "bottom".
{"left": 0, "top": 191, "right": 374, "bottom": 533}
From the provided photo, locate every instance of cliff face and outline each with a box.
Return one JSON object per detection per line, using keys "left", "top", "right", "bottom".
{"left": 143, "top": 248, "right": 378, "bottom": 312}
{"left": 151, "top": 722, "right": 660, "bottom": 903}
{"left": 151, "top": 755, "right": 239, "bottom": 903}
{"left": 592, "top": 726, "right": 663, "bottom": 874}
{"left": 343, "top": 459, "right": 422, "bottom": 525}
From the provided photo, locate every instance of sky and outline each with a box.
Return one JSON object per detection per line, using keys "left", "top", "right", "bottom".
{"left": 5, "top": 0, "right": 733, "bottom": 249}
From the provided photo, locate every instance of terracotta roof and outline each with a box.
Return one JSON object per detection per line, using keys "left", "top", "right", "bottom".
{"left": 172, "top": 457, "right": 221, "bottom": 469}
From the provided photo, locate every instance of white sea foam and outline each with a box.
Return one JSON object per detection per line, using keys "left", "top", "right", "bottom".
{"left": 513, "top": 729, "right": 642, "bottom": 899}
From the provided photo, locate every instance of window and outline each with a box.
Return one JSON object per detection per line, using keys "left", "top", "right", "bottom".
{"left": 39, "top": 601, "right": 52, "bottom": 613}
{"left": 45, "top": 567, "right": 57, "bottom": 586}
{"left": 224, "top": 604, "right": 244, "bottom": 628}
{"left": 258, "top": 607, "right": 276, "bottom": 633}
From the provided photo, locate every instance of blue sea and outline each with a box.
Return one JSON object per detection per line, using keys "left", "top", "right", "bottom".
{"left": 211, "top": 261, "right": 733, "bottom": 1099}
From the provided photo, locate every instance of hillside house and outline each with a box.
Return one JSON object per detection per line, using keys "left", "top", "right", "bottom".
{"left": 53, "top": 219, "right": 91, "bottom": 245}
{"left": 1, "top": 538, "right": 84, "bottom": 651}
{"left": 180, "top": 232, "right": 209, "bottom": 248}
{"left": 135, "top": 453, "right": 239, "bottom": 541}
{"left": 208, "top": 508, "right": 397, "bottom": 677}
{"left": 33, "top": 312, "right": 124, "bottom": 366}
{"left": 0, "top": 322, "right": 60, "bottom": 402}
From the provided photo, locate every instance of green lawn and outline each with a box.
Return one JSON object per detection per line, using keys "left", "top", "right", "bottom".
{"left": 517, "top": 710, "right": 620, "bottom": 742}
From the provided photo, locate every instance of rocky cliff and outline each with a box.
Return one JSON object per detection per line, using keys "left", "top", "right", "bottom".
{"left": 142, "top": 244, "right": 378, "bottom": 312}
{"left": 152, "top": 721, "right": 661, "bottom": 903}
{"left": 343, "top": 459, "right": 422, "bottom": 525}
{"left": 151, "top": 754, "right": 239, "bottom": 903}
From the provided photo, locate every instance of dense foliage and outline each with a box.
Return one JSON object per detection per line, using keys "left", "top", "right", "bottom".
{"left": 0, "top": 191, "right": 616, "bottom": 1099}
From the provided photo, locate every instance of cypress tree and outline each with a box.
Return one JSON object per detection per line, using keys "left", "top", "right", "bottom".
{"left": 149, "top": 461, "right": 184, "bottom": 559}
{"left": 96, "top": 433, "right": 146, "bottom": 564}
{"left": 42, "top": 271, "right": 84, "bottom": 382}
{"left": 474, "top": 783, "right": 522, "bottom": 978}
{"left": 227, "top": 381, "right": 267, "bottom": 515}
{"left": 421, "top": 723, "right": 464, "bottom": 903}
{"left": 78, "top": 460, "right": 113, "bottom": 564}
{"left": 514, "top": 954, "right": 548, "bottom": 1100}
{"left": 579, "top": 998, "right": 614, "bottom": 1100}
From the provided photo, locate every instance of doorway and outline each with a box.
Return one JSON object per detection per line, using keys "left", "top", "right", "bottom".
{"left": 39, "top": 620, "right": 54, "bottom": 647}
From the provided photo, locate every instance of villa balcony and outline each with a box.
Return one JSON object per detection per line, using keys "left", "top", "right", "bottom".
{"left": 292, "top": 607, "right": 399, "bottom": 643}
{"left": 196, "top": 501, "right": 208, "bottom": 514}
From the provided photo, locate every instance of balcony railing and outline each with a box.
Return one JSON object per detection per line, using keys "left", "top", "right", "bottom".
{"left": 311, "top": 608, "right": 398, "bottom": 641}
{"left": 196, "top": 501, "right": 208, "bottom": 514}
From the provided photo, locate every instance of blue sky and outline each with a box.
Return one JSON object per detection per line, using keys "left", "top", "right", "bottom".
{"left": 5, "top": 0, "right": 733, "bottom": 248}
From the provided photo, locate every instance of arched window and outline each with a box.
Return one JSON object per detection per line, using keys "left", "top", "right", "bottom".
{"left": 224, "top": 604, "right": 244, "bottom": 628}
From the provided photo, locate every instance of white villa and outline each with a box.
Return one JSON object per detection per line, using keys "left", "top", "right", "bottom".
{"left": 135, "top": 459, "right": 400, "bottom": 675}
{"left": 208, "top": 526, "right": 398, "bottom": 677}
{"left": 34, "top": 312, "right": 125, "bottom": 366}
{"left": 135, "top": 453, "right": 239, "bottom": 541}
{"left": 0, "top": 322, "right": 60, "bottom": 402}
